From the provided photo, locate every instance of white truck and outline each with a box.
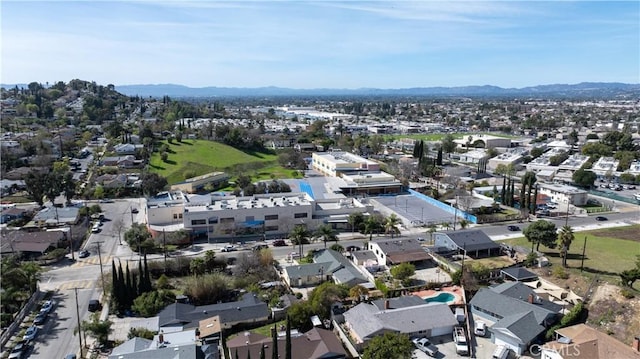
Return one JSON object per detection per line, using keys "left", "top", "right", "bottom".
{"left": 453, "top": 326, "right": 469, "bottom": 355}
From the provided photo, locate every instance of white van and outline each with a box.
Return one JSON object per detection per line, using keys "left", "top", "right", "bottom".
{"left": 492, "top": 345, "right": 509, "bottom": 359}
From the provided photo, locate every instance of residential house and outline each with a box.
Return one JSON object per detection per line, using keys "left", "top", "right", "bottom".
{"left": 0, "top": 207, "right": 27, "bottom": 224}
{"left": 501, "top": 267, "right": 539, "bottom": 282}
{"left": 367, "top": 238, "right": 430, "bottom": 266}
{"left": 469, "top": 282, "right": 563, "bottom": 355}
{"left": 1, "top": 230, "right": 66, "bottom": 256}
{"left": 114, "top": 143, "right": 142, "bottom": 154}
{"left": 433, "top": 229, "right": 501, "bottom": 258}
{"left": 342, "top": 298, "right": 458, "bottom": 348}
{"left": 157, "top": 293, "right": 269, "bottom": 331}
{"left": 283, "top": 262, "right": 332, "bottom": 288}
{"left": 541, "top": 324, "right": 640, "bottom": 359}
{"left": 32, "top": 206, "right": 80, "bottom": 226}
{"left": 538, "top": 183, "right": 588, "bottom": 206}
{"left": 226, "top": 327, "right": 347, "bottom": 359}
{"left": 313, "top": 249, "right": 369, "bottom": 287}
{"left": 101, "top": 155, "right": 141, "bottom": 168}
{"left": 108, "top": 328, "right": 216, "bottom": 359}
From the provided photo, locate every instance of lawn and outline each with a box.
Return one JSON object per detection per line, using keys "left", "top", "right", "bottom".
{"left": 504, "top": 225, "right": 640, "bottom": 279}
{"left": 149, "top": 140, "right": 279, "bottom": 184}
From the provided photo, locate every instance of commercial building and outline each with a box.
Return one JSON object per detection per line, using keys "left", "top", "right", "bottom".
{"left": 487, "top": 149, "right": 525, "bottom": 172}
{"left": 591, "top": 157, "right": 620, "bottom": 177}
{"left": 169, "top": 171, "right": 230, "bottom": 194}
{"left": 146, "top": 191, "right": 371, "bottom": 239}
{"left": 453, "top": 134, "right": 511, "bottom": 149}
{"left": 312, "top": 151, "right": 380, "bottom": 177}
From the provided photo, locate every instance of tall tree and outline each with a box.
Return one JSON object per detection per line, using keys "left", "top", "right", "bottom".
{"left": 314, "top": 224, "right": 338, "bottom": 248}
{"left": 384, "top": 214, "right": 401, "bottom": 238}
{"left": 557, "top": 225, "right": 575, "bottom": 268}
{"left": 285, "top": 316, "right": 292, "bottom": 359}
{"left": 24, "top": 171, "right": 48, "bottom": 206}
{"left": 271, "top": 326, "right": 278, "bottom": 359}
{"left": 524, "top": 220, "right": 558, "bottom": 251}
{"left": 361, "top": 332, "right": 414, "bottom": 359}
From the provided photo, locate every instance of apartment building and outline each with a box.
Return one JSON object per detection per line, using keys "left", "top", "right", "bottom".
{"left": 312, "top": 151, "right": 380, "bottom": 177}
{"left": 538, "top": 184, "right": 588, "bottom": 206}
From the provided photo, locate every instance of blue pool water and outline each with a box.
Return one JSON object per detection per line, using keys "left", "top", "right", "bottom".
{"left": 424, "top": 292, "right": 455, "bottom": 303}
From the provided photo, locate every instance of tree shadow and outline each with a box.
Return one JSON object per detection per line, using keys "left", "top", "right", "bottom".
{"left": 149, "top": 164, "right": 165, "bottom": 170}
{"left": 165, "top": 159, "right": 177, "bottom": 165}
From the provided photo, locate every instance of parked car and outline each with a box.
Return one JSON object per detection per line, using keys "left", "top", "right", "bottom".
{"left": 289, "top": 251, "right": 300, "bottom": 258}
{"left": 78, "top": 250, "right": 90, "bottom": 258}
{"left": 64, "top": 354, "right": 77, "bottom": 359}
{"left": 474, "top": 320, "right": 487, "bottom": 337}
{"left": 221, "top": 245, "right": 237, "bottom": 252}
{"left": 40, "top": 300, "right": 54, "bottom": 314}
{"left": 88, "top": 299, "right": 101, "bottom": 312}
{"left": 595, "top": 216, "right": 608, "bottom": 221}
{"left": 507, "top": 225, "right": 520, "bottom": 231}
{"left": 412, "top": 337, "right": 439, "bottom": 357}
{"left": 8, "top": 340, "right": 27, "bottom": 359}
{"left": 98, "top": 198, "right": 114, "bottom": 203}
{"left": 22, "top": 326, "right": 38, "bottom": 341}
{"left": 33, "top": 312, "right": 47, "bottom": 325}
{"left": 272, "top": 240, "right": 287, "bottom": 247}
{"left": 91, "top": 224, "right": 101, "bottom": 233}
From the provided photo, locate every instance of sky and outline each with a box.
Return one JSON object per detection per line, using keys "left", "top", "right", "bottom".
{"left": 1, "top": 1, "right": 639, "bottom": 89}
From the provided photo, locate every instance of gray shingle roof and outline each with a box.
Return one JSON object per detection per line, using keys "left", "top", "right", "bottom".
{"left": 492, "top": 311, "right": 544, "bottom": 345}
{"left": 344, "top": 302, "right": 457, "bottom": 340}
{"left": 158, "top": 293, "right": 268, "bottom": 328}
{"left": 491, "top": 282, "right": 562, "bottom": 313}
{"left": 439, "top": 229, "right": 500, "bottom": 252}
{"left": 501, "top": 267, "right": 538, "bottom": 281}
{"left": 469, "top": 288, "right": 557, "bottom": 325}
{"left": 285, "top": 262, "right": 333, "bottom": 279}
{"left": 313, "top": 249, "right": 368, "bottom": 286}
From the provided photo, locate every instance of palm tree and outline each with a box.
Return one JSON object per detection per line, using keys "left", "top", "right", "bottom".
{"left": 348, "top": 212, "right": 364, "bottom": 235}
{"left": 289, "top": 225, "right": 311, "bottom": 259}
{"left": 558, "top": 225, "right": 575, "bottom": 268}
{"left": 363, "top": 216, "right": 379, "bottom": 241}
{"left": 384, "top": 214, "right": 401, "bottom": 238}
{"left": 459, "top": 219, "right": 470, "bottom": 229}
{"left": 314, "top": 224, "right": 338, "bottom": 248}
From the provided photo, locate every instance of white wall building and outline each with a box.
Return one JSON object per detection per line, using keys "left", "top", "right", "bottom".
{"left": 147, "top": 191, "right": 371, "bottom": 239}
{"left": 312, "top": 151, "right": 380, "bottom": 177}
{"left": 591, "top": 157, "right": 620, "bottom": 177}
{"left": 538, "top": 184, "right": 588, "bottom": 206}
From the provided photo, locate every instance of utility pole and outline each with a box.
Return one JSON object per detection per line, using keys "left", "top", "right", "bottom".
{"left": 163, "top": 229, "right": 167, "bottom": 273}
{"left": 130, "top": 206, "right": 134, "bottom": 224}
{"left": 73, "top": 287, "right": 83, "bottom": 352}
{"left": 565, "top": 199, "right": 570, "bottom": 227}
{"left": 580, "top": 236, "right": 587, "bottom": 272}
{"left": 95, "top": 241, "right": 106, "bottom": 295}
{"left": 69, "top": 226, "right": 75, "bottom": 261}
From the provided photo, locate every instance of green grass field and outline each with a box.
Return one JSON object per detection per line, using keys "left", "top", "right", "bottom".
{"left": 149, "top": 140, "right": 279, "bottom": 184}
{"left": 504, "top": 225, "right": 640, "bottom": 279}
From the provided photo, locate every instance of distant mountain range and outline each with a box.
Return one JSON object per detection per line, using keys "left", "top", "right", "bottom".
{"left": 112, "top": 82, "right": 640, "bottom": 98}
{"left": 3, "top": 82, "right": 639, "bottom": 98}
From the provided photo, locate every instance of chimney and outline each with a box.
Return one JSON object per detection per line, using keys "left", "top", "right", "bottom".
{"left": 159, "top": 331, "right": 164, "bottom": 344}
{"left": 528, "top": 294, "right": 534, "bottom": 304}
{"left": 632, "top": 337, "right": 640, "bottom": 352}
{"left": 384, "top": 299, "right": 390, "bottom": 310}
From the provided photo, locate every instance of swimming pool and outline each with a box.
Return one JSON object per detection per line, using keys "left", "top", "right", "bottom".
{"left": 423, "top": 292, "right": 456, "bottom": 304}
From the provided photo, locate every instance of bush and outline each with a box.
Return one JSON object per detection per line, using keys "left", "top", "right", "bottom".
{"left": 553, "top": 266, "right": 569, "bottom": 279}
{"left": 131, "top": 290, "right": 175, "bottom": 317}
{"left": 128, "top": 327, "right": 155, "bottom": 340}
{"left": 156, "top": 274, "right": 171, "bottom": 289}
{"left": 620, "top": 287, "right": 636, "bottom": 299}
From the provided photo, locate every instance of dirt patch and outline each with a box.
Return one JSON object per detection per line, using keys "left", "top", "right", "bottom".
{"left": 527, "top": 269, "right": 640, "bottom": 346}
{"left": 587, "top": 284, "right": 640, "bottom": 345}
{"left": 591, "top": 227, "right": 640, "bottom": 242}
